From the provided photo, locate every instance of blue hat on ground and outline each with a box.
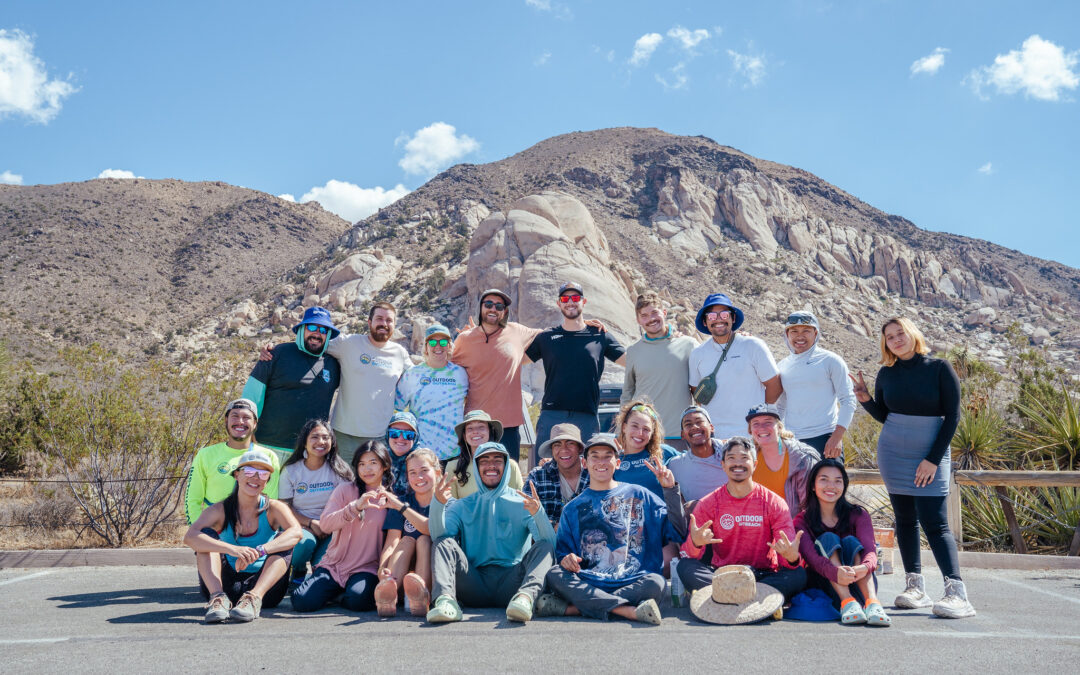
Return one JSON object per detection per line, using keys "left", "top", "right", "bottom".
{"left": 695, "top": 293, "right": 745, "bottom": 334}
{"left": 785, "top": 589, "right": 842, "bottom": 622}
{"left": 292, "top": 306, "right": 341, "bottom": 340}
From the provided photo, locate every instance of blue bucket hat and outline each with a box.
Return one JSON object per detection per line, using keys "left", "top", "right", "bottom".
{"left": 292, "top": 306, "right": 341, "bottom": 340}
{"left": 785, "top": 589, "right": 842, "bottom": 622}
{"left": 695, "top": 293, "right": 745, "bottom": 334}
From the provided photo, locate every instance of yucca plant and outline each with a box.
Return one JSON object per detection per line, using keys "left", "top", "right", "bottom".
{"left": 843, "top": 411, "right": 880, "bottom": 469}
{"left": 960, "top": 485, "right": 1013, "bottom": 551}
{"left": 952, "top": 394, "right": 1013, "bottom": 470}
{"left": 1021, "top": 487, "right": 1080, "bottom": 553}
{"left": 1013, "top": 377, "right": 1080, "bottom": 471}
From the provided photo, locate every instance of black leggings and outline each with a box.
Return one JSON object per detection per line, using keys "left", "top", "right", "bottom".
{"left": 889, "top": 493, "right": 961, "bottom": 580}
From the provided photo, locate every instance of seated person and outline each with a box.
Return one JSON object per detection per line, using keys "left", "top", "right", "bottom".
{"left": 426, "top": 442, "right": 555, "bottom": 623}
{"left": 678, "top": 437, "right": 807, "bottom": 607}
{"left": 278, "top": 419, "right": 354, "bottom": 586}
{"left": 746, "top": 404, "right": 821, "bottom": 516}
{"left": 538, "top": 434, "right": 681, "bottom": 625}
{"left": 290, "top": 441, "right": 396, "bottom": 613}
{"left": 612, "top": 400, "right": 679, "bottom": 498}
{"left": 386, "top": 411, "right": 419, "bottom": 498}
{"left": 525, "top": 423, "right": 590, "bottom": 529}
{"left": 184, "top": 449, "right": 301, "bottom": 624}
{"left": 794, "top": 458, "right": 889, "bottom": 626}
{"left": 373, "top": 448, "right": 440, "bottom": 617}
{"left": 667, "top": 405, "right": 728, "bottom": 505}
{"left": 444, "top": 410, "right": 523, "bottom": 498}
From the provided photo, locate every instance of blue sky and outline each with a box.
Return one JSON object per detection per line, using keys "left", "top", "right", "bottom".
{"left": 2, "top": 1, "right": 1078, "bottom": 267}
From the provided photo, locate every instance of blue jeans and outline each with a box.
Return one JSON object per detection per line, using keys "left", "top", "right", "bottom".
{"left": 532, "top": 410, "right": 599, "bottom": 466}
{"left": 290, "top": 566, "right": 378, "bottom": 612}
{"left": 813, "top": 532, "right": 877, "bottom": 607}
{"left": 290, "top": 529, "right": 331, "bottom": 580}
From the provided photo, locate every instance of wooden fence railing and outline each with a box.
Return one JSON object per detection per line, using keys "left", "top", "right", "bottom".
{"left": 847, "top": 469, "right": 1080, "bottom": 556}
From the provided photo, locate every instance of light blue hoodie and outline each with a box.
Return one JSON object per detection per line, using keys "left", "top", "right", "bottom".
{"left": 430, "top": 443, "right": 556, "bottom": 567}
{"left": 776, "top": 323, "right": 857, "bottom": 439}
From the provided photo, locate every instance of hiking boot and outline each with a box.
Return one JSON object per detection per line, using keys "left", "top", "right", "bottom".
{"left": 505, "top": 592, "right": 534, "bottom": 622}
{"left": 895, "top": 572, "right": 933, "bottom": 609}
{"left": 228, "top": 592, "right": 262, "bottom": 622}
{"left": 534, "top": 592, "right": 568, "bottom": 617}
{"left": 635, "top": 598, "right": 662, "bottom": 625}
{"left": 933, "top": 578, "right": 976, "bottom": 619}
{"left": 204, "top": 592, "right": 231, "bottom": 623}
{"left": 426, "top": 595, "right": 462, "bottom": 623}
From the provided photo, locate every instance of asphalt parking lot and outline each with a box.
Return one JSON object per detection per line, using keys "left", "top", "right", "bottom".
{"left": 1, "top": 564, "right": 1078, "bottom": 673}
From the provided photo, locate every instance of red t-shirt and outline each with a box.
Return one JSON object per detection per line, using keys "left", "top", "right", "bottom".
{"left": 681, "top": 483, "right": 798, "bottom": 572}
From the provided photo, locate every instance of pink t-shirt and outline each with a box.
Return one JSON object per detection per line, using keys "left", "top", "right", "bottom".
{"left": 681, "top": 483, "right": 798, "bottom": 572}
{"left": 317, "top": 482, "right": 388, "bottom": 586}
{"left": 452, "top": 322, "right": 541, "bottom": 427}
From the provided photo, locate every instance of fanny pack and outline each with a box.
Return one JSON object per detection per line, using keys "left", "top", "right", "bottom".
{"left": 693, "top": 334, "right": 736, "bottom": 406}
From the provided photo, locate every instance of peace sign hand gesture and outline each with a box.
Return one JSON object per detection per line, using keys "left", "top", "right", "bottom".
{"left": 849, "top": 371, "right": 871, "bottom": 403}
{"left": 515, "top": 481, "right": 542, "bottom": 516}
{"left": 644, "top": 459, "right": 675, "bottom": 489}
{"left": 768, "top": 530, "right": 803, "bottom": 563}
{"left": 689, "top": 513, "right": 724, "bottom": 549}
{"left": 434, "top": 471, "right": 454, "bottom": 505}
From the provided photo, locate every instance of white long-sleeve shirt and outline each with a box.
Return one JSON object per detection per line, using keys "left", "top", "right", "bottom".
{"left": 776, "top": 335, "right": 856, "bottom": 439}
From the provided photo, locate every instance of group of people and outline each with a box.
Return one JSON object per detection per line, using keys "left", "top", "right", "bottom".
{"left": 183, "top": 284, "right": 975, "bottom": 625}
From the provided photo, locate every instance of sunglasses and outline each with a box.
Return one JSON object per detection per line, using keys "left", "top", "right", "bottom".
{"left": 482, "top": 300, "right": 507, "bottom": 311}
{"left": 305, "top": 324, "right": 329, "bottom": 334}
{"left": 558, "top": 294, "right": 583, "bottom": 303}
{"left": 387, "top": 429, "right": 417, "bottom": 441}
{"left": 427, "top": 338, "right": 450, "bottom": 347}
{"left": 785, "top": 314, "right": 815, "bottom": 326}
{"left": 705, "top": 310, "right": 733, "bottom": 322}
{"left": 630, "top": 404, "right": 658, "bottom": 419}
{"left": 239, "top": 467, "right": 271, "bottom": 480}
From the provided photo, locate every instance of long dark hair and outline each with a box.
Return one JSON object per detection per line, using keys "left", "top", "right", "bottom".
{"left": 353, "top": 440, "right": 393, "bottom": 491}
{"left": 802, "top": 458, "right": 864, "bottom": 537}
{"left": 452, "top": 420, "right": 497, "bottom": 487}
{"left": 283, "top": 419, "right": 354, "bottom": 482}
{"left": 220, "top": 482, "right": 267, "bottom": 536}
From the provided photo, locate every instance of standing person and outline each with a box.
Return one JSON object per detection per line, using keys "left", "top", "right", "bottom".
{"left": 451, "top": 289, "right": 542, "bottom": 462}
{"left": 776, "top": 311, "right": 856, "bottom": 458}
{"left": 444, "top": 410, "right": 523, "bottom": 499}
{"left": 851, "top": 316, "right": 974, "bottom": 619}
{"left": 426, "top": 442, "right": 556, "bottom": 623}
{"left": 666, "top": 405, "right": 728, "bottom": 504}
{"left": 394, "top": 324, "right": 468, "bottom": 461}
{"left": 746, "top": 404, "right": 821, "bottom": 517}
{"left": 278, "top": 420, "right": 354, "bottom": 586}
{"left": 794, "top": 458, "right": 889, "bottom": 626}
{"left": 185, "top": 399, "right": 281, "bottom": 525}
{"left": 290, "top": 440, "right": 396, "bottom": 613}
{"left": 184, "top": 450, "right": 302, "bottom": 623}
{"left": 678, "top": 437, "right": 807, "bottom": 605}
{"left": 611, "top": 400, "right": 679, "bottom": 499}
{"left": 537, "top": 435, "right": 680, "bottom": 625}
{"left": 241, "top": 306, "right": 342, "bottom": 459}
{"left": 621, "top": 291, "right": 696, "bottom": 450}
{"left": 525, "top": 282, "right": 626, "bottom": 462}
{"left": 385, "top": 411, "right": 420, "bottom": 498}
{"left": 525, "top": 423, "right": 590, "bottom": 529}
{"left": 688, "top": 292, "right": 782, "bottom": 440}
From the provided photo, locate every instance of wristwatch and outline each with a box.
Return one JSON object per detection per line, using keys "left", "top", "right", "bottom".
{"left": 255, "top": 544, "right": 267, "bottom": 558}
{"left": 397, "top": 503, "right": 409, "bottom": 514}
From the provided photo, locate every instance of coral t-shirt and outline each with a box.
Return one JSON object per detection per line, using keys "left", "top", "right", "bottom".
{"left": 451, "top": 322, "right": 541, "bottom": 427}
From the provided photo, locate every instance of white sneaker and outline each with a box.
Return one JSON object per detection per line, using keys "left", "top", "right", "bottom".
{"left": 933, "top": 578, "right": 976, "bottom": 619}
{"left": 895, "top": 572, "right": 933, "bottom": 609}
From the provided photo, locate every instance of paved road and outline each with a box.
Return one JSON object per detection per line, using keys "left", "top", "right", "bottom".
{"left": 1, "top": 564, "right": 1078, "bottom": 673}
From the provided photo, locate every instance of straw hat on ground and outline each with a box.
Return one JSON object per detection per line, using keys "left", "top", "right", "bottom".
{"left": 689, "top": 565, "right": 784, "bottom": 625}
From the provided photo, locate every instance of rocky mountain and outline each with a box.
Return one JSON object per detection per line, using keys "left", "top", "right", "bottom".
{"left": 0, "top": 179, "right": 349, "bottom": 361}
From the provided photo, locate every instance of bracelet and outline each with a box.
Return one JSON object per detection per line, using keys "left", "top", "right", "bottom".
{"left": 255, "top": 544, "right": 266, "bottom": 558}
{"left": 398, "top": 503, "right": 409, "bottom": 514}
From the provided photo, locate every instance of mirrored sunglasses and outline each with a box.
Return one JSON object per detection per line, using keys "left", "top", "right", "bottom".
{"left": 305, "top": 324, "right": 329, "bottom": 334}
{"left": 785, "top": 314, "right": 815, "bottom": 326}
{"left": 240, "top": 467, "right": 271, "bottom": 480}
{"left": 427, "top": 338, "right": 450, "bottom": 347}
{"left": 387, "top": 429, "right": 417, "bottom": 441}
{"left": 559, "top": 294, "right": 583, "bottom": 303}
{"left": 705, "top": 310, "right": 733, "bottom": 322}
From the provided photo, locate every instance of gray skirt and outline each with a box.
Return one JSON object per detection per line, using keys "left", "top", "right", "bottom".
{"left": 876, "top": 412, "right": 951, "bottom": 497}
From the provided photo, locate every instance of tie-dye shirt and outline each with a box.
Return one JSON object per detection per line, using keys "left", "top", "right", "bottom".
{"left": 393, "top": 362, "right": 468, "bottom": 460}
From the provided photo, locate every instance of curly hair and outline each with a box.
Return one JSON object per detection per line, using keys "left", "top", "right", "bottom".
{"left": 613, "top": 399, "right": 665, "bottom": 463}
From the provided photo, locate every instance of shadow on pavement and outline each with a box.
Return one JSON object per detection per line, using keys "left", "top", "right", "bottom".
{"left": 50, "top": 586, "right": 199, "bottom": 609}
{"left": 107, "top": 607, "right": 204, "bottom": 625}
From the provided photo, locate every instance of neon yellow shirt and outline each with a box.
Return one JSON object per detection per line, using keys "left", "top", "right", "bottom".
{"left": 184, "top": 442, "right": 281, "bottom": 523}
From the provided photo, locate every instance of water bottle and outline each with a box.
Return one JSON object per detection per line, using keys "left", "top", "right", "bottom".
{"left": 670, "top": 557, "right": 687, "bottom": 607}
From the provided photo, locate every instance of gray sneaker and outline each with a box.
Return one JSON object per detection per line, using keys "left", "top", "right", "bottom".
{"left": 933, "top": 578, "right": 976, "bottom": 619}
{"left": 204, "top": 592, "right": 231, "bottom": 623}
{"left": 895, "top": 572, "right": 933, "bottom": 609}
{"left": 228, "top": 592, "right": 262, "bottom": 622}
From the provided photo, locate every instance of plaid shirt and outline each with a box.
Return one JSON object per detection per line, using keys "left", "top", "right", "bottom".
{"left": 526, "top": 462, "right": 590, "bottom": 529}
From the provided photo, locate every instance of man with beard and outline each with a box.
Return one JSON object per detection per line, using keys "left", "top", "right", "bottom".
{"left": 688, "top": 292, "right": 782, "bottom": 440}
{"left": 525, "top": 282, "right": 626, "bottom": 464}
{"left": 185, "top": 399, "right": 281, "bottom": 524}
{"left": 242, "top": 307, "right": 342, "bottom": 459}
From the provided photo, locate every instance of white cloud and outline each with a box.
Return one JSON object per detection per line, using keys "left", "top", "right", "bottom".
{"left": 97, "top": 168, "right": 144, "bottom": 179}
{"left": 1, "top": 170, "right": 22, "bottom": 185}
{"left": 524, "top": 0, "right": 571, "bottom": 19}
{"left": 534, "top": 51, "right": 552, "bottom": 66}
{"left": 911, "top": 47, "right": 949, "bottom": 76}
{"left": 630, "top": 33, "right": 663, "bottom": 66}
{"left": 300, "top": 180, "right": 409, "bottom": 223}
{"left": 592, "top": 46, "right": 615, "bottom": 62}
{"left": 525, "top": 0, "right": 550, "bottom": 8}
{"left": 0, "top": 29, "right": 77, "bottom": 124}
{"left": 656, "top": 63, "right": 688, "bottom": 90}
{"left": 728, "top": 49, "right": 767, "bottom": 87}
{"left": 667, "top": 26, "right": 710, "bottom": 51}
{"left": 277, "top": 193, "right": 296, "bottom": 202}
{"left": 977, "top": 162, "right": 993, "bottom": 175}
{"left": 968, "top": 35, "right": 1079, "bottom": 102}
{"left": 396, "top": 122, "right": 480, "bottom": 176}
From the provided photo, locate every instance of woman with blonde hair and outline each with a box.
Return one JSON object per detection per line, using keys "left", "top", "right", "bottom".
{"left": 746, "top": 404, "right": 821, "bottom": 517}
{"left": 850, "top": 316, "right": 973, "bottom": 619}
{"left": 612, "top": 399, "right": 679, "bottom": 499}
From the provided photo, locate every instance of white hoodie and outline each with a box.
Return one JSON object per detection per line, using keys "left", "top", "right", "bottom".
{"left": 776, "top": 327, "right": 856, "bottom": 439}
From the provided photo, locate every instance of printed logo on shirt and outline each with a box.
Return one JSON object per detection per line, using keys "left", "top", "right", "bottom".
{"left": 295, "top": 481, "right": 335, "bottom": 495}
{"left": 322, "top": 369, "right": 330, "bottom": 383}
{"left": 719, "top": 513, "right": 736, "bottom": 530}
{"left": 358, "top": 353, "right": 395, "bottom": 369}
{"left": 420, "top": 376, "right": 457, "bottom": 386}
{"left": 216, "top": 461, "right": 232, "bottom": 475}
{"left": 404, "top": 519, "right": 417, "bottom": 534}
